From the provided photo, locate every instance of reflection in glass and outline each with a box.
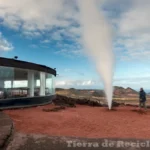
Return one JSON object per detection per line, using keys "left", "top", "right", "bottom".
{"left": 0, "top": 66, "right": 55, "bottom": 99}
{"left": 0, "top": 66, "right": 14, "bottom": 99}
{"left": 46, "top": 73, "right": 53, "bottom": 95}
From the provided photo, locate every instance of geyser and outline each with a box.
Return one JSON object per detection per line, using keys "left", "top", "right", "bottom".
{"left": 78, "top": 0, "right": 114, "bottom": 109}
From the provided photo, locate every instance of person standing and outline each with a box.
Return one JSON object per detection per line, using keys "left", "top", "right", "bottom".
{"left": 139, "top": 88, "right": 147, "bottom": 110}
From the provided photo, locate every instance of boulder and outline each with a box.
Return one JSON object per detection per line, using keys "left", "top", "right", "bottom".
{"left": 43, "top": 106, "right": 66, "bottom": 112}
{"left": 88, "top": 101, "right": 102, "bottom": 107}
{"left": 112, "top": 101, "right": 120, "bottom": 107}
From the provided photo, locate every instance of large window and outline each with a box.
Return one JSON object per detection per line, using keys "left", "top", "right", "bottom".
{"left": 13, "top": 68, "right": 28, "bottom": 98}
{"left": 0, "top": 66, "right": 55, "bottom": 99}
{"left": 45, "top": 73, "right": 53, "bottom": 95}
{"left": 0, "top": 66, "right": 14, "bottom": 99}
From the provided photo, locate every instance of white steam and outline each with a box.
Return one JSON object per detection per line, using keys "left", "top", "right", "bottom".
{"left": 78, "top": 0, "right": 114, "bottom": 109}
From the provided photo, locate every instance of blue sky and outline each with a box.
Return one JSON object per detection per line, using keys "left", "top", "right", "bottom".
{"left": 0, "top": 0, "right": 150, "bottom": 91}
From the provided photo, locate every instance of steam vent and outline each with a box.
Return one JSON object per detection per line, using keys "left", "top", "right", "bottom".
{"left": 0, "top": 57, "right": 56, "bottom": 109}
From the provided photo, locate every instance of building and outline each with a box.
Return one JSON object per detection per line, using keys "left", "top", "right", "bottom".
{"left": 0, "top": 57, "right": 56, "bottom": 109}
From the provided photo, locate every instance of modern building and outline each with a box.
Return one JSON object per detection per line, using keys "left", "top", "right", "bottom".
{"left": 0, "top": 57, "right": 56, "bottom": 109}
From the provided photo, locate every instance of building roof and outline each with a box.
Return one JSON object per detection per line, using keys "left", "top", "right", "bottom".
{"left": 0, "top": 57, "right": 56, "bottom": 76}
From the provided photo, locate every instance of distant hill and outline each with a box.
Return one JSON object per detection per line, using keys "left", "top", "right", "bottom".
{"left": 56, "top": 88, "right": 65, "bottom": 91}
{"left": 56, "top": 86, "right": 139, "bottom": 98}
{"left": 113, "top": 86, "right": 138, "bottom": 98}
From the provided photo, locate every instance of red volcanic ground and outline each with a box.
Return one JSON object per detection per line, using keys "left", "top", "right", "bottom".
{"left": 4, "top": 104, "right": 150, "bottom": 139}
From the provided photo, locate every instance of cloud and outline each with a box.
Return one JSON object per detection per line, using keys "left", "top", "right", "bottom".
{"left": 0, "top": 0, "right": 79, "bottom": 34}
{"left": 119, "top": 0, "right": 150, "bottom": 35}
{"left": 113, "top": 76, "right": 150, "bottom": 90}
{"left": 22, "top": 31, "right": 41, "bottom": 39}
{"left": 56, "top": 75, "right": 150, "bottom": 89}
{"left": 114, "top": 76, "right": 150, "bottom": 83}
{"left": 96, "top": 0, "right": 150, "bottom": 62}
{"left": 0, "top": 32, "right": 13, "bottom": 51}
{"left": 52, "top": 32, "right": 62, "bottom": 41}
{"left": 0, "top": 0, "right": 62, "bottom": 30}
{"left": 56, "top": 79, "right": 96, "bottom": 88}
{"left": 40, "top": 40, "right": 51, "bottom": 44}
{"left": 54, "top": 42, "right": 83, "bottom": 58}
{"left": 1, "top": 0, "right": 150, "bottom": 62}
{"left": 111, "top": 0, "right": 150, "bottom": 61}
{"left": 64, "top": 68, "right": 85, "bottom": 76}
{"left": 0, "top": 0, "right": 82, "bottom": 56}
{"left": 55, "top": 49, "right": 82, "bottom": 58}
{"left": 29, "top": 44, "right": 38, "bottom": 49}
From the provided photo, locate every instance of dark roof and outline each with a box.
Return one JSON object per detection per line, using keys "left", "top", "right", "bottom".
{"left": 0, "top": 57, "right": 56, "bottom": 76}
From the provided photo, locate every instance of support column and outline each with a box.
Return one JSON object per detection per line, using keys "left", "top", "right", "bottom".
{"left": 48, "top": 74, "right": 53, "bottom": 95}
{"left": 40, "top": 72, "right": 46, "bottom": 96}
{"left": 0, "top": 80, "right": 4, "bottom": 89}
{"left": 52, "top": 75, "right": 55, "bottom": 94}
{"left": 10, "top": 80, "right": 14, "bottom": 97}
{"left": 34, "top": 79, "right": 37, "bottom": 87}
{"left": 11, "top": 80, "right": 13, "bottom": 88}
{"left": 28, "top": 70, "right": 34, "bottom": 97}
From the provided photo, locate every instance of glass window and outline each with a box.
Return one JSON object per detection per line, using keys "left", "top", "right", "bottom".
{"left": 0, "top": 66, "right": 55, "bottom": 99}
{"left": 13, "top": 68, "right": 28, "bottom": 98}
{"left": 45, "top": 73, "right": 53, "bottom": 95}
{"left": 0, "top": 66, "right": 14, "bottom": 99}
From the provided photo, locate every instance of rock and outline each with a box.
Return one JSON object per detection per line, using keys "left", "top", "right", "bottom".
{"left": 54, "top": 95, "right": 76, "bottom": 107}
{"left": 88, "top": 101, "right": 102, "bottom": 107}
{"left": 112, "top": 101, "right": 120, "bottom": 107}
{"left": 54, "top": 95, "right": 102, "bottom": 107}
{"left": 42, "top": 106, "right": 66, "bottom": 112}
{"left": 102, "top": 104, "right": 108, "bottom": 107}
{"left": 125, "top": 104, "right": 138, "bottom": 107}
{"left": 76, "top": 99, "right": 87, "bottom": 105}
{"left": 120, "top": 103, "right": 125, "bottom": 106}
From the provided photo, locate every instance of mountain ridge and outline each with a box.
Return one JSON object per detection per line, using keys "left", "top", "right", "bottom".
{"left": 56, "top": 86, "right": 139, "bottom": 98}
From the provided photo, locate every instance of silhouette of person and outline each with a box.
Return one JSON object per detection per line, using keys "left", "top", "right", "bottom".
{"left": 139, "top": 88, "right": 146, "bottom": 110}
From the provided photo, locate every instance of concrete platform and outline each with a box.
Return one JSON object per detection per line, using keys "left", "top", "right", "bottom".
{"left": 0, "top": 111, "right": 13, "bottom": 149}
{"left": 5, "top": 133, "right": 150, "bottom": 150}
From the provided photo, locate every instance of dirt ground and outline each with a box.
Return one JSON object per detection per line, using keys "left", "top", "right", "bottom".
{"left": 3, "top": 104, "right": 150, "bottom": 139}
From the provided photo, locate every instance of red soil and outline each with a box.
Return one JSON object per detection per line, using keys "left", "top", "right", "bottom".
{"left": 4, "top": 104, "right": 150, "bottom": 139}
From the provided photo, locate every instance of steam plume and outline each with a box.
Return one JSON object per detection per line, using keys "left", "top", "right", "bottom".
{"left": 78, "top": 0, "right": 114, "bottom": 109}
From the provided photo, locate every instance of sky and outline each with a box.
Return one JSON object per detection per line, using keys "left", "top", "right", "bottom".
{"left": 0, "top": 0, "right": 150, "bottom": 91}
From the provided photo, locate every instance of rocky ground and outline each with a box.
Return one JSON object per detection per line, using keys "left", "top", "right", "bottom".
{"left": 4, "top": 103, "right": 150, "bottom": 139}
{"left": 53, "top": 94, "right": 120, "bottom": 108}
{"left": 2, "top": 95, "right": 150, "bottom": 150}
{"left": 0, "top": 111, "right": 13, "bottom": 150}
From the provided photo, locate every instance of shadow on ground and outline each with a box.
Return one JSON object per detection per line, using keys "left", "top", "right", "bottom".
{"left": 131, "top": 109, "right": 147, "bottom": 115}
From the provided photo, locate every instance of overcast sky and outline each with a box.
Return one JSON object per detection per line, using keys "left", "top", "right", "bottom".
{"left": 0, "top": 0, "right": 150, "bottom": 90}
